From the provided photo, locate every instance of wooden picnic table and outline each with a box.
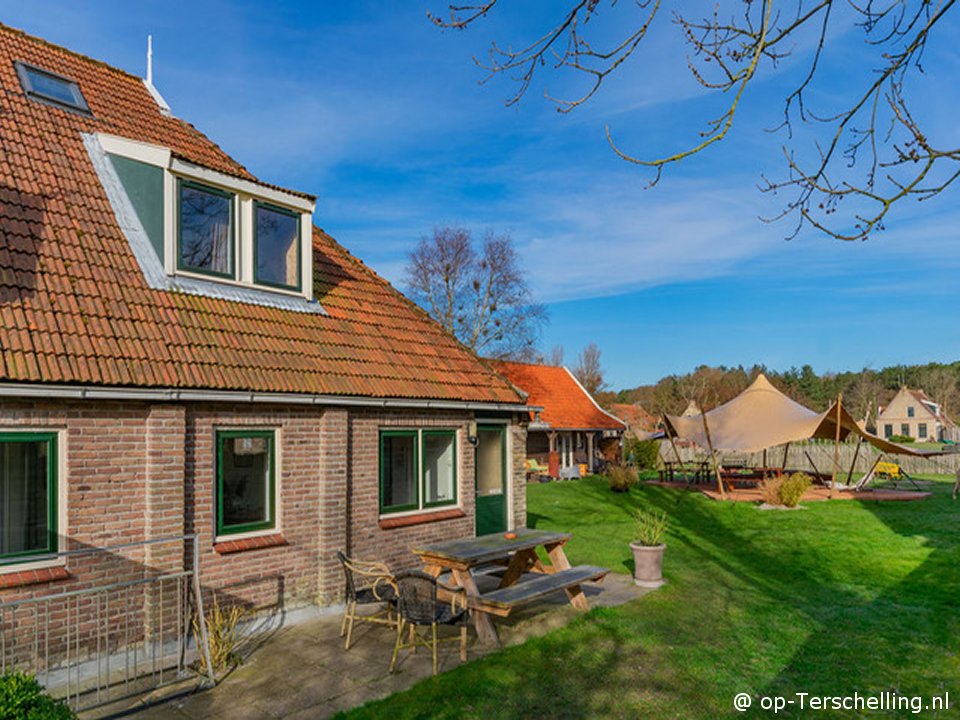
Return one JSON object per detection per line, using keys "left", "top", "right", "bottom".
{"left": 411, "top": 527, "right": 607, "bottom": 647}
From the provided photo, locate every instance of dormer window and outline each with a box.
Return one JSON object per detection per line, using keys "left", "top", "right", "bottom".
{"left": 93, "top": 133, "right": 316, "bottom": 307}
{"left": 16, "top": 61, "right": 90, "bottom": 114}
{"left": 255, "top": 202, "right": 301, "bottom": 291}
{"left": 178, "top": 180, "right": 235, "bottom": 278}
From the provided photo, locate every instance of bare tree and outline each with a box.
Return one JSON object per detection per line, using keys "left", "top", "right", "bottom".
{"left": 548, "top": 344, "right": 565, "bottom": 366}
{"left": 430, "top": 1, "right": 959, "bottom": 241}
{"left": 573, "top": 343, "right": 606, "bottom": 396}
{"left": 917, "top": 366, "right": 959, "bottom": 417}
{"left": 405, "top": 226, "right": 547, "bottom": 359}
{"left": 846, "top": 369, "right": 886, "bottom": 430}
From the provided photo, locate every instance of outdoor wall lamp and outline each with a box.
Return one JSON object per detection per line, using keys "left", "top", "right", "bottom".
{"left": 467, "top": 421, "right": 479, "bottom": 447}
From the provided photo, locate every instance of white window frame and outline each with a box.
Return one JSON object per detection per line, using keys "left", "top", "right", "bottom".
{"left": 97, "top": 133, "right": 315, "bottom": 299}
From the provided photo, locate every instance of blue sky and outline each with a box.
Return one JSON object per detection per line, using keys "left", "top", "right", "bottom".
{"left": 5, "top": 1, "right": 959, "bottom": 388}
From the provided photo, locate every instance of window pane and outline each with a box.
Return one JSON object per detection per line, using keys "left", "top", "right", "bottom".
{"left": 179, "top": 184, "right": 233, "bottom": 276}
{"left": 901, "top": 424, "right": 910, "bottom": 436}
{"left": 255, "top": 205, "right": 299, "bottom": 288}
{"left": 19, "top": 64, "right": 88, "bottom": 112}
{"left": 476, "top": 429, "right": 504, "bottom": 497}
{"left": 0, "top": 438, "right": 51, "bottom": 556}
{"left": 423, "top": 433, "right": 455, "bottom": 505}
{"left": 382, "top": 434, "right": 416, "bottom": 510}
{"left": 918, "top": 424, "right": 927, "bottom": 438}
{"left": 220, "top": 434, "right": 272, "bottom": 529}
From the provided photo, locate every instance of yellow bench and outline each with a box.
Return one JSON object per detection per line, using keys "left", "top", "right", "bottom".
{"left": 875, "top": 461, "right": 904, "bottom": 479}
{"left": 524, "top": 458, "right": 549, "bottom": 474}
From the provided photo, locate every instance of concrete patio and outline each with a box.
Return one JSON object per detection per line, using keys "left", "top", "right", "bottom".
{"left": 106, "top": 573, "right": 647, "bottom": 719}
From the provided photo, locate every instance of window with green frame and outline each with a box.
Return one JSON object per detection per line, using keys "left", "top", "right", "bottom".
{"left": 0, "top": 432, "right": 58, "bottom": 564}
{"left": 216, "top": 430, "right": 275, "bottom": 536}
{"left": 379, "top": 429, "right": 457, "bottom": 514}
{"left": 254, "top": 201, "right": 301, "bottom": 291}
{"left": 178, "top": 179, "right": 235, "bottom": 278}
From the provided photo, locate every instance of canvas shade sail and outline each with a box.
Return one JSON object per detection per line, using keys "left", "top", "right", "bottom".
{"left": 664, "top": 374, "right": 932, "bottom": 457}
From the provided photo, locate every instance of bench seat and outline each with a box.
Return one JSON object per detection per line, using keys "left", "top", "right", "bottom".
{"left": 469, "top": 565, "right": 609, "bottom": 617}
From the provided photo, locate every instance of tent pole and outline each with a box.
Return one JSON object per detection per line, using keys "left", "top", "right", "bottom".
{"left": 804, "top": 450, "right": 825, "bottom": 485}
{"left": 699, "top": 407, "right": 725, "bottom": 499}
{"left": 665, "top": 422, "right": 689, "bottom": 486}
{"left": 781, "top": 442, "right": 790, "bottom": 472}
{"left": 830, "top": 393, "right": 843, "bottom": 499}
{"left": 845, "top": 436, "right": 863, "bottom": 486}
{"left": 856, "top": 455, "right": 883, "bottom": 492}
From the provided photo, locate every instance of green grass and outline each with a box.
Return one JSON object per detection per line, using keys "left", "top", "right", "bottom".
{"left": 340, "top": 477, "right": 960, "bottom": 719}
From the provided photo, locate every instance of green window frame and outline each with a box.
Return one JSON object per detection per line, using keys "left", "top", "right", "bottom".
{"left": 216, "top": 430, "right": 276, "bottom": 536}
{"left": 379, "top": 429, "right": 458, "bottom": 515}
{"left": 253, "top": 201, "right": 302, "bottom": 291}
{"left": 0, "top": 432, "right": 58, "bottom": 565}
{"left": 177, "top": 178, "right": 236, "bottom": 279}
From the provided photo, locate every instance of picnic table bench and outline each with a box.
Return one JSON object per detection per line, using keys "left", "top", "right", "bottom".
{"left": 412, "top": 528, "right": 609, "bottom": 646}
{"left": 469, "top": 565, "right": 610, "bottom": 617}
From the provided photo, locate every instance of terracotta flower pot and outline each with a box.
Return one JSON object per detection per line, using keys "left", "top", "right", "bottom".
{"left": 630, "top": 542, "right": 666, "bottom": 588}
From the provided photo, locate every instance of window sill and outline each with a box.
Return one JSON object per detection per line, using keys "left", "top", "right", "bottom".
{"left": 379, "top": 508, "right": 466, "bottom": 530}
{"left": 214, "top": 534, "right": 287, "bottom": 555}
{"left": 0, "top": 566, "right": 70, "bottom": 589}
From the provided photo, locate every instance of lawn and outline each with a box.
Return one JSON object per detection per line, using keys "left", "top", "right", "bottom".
{"left": 341, "top": 477, "right": 960, "bottom": 719}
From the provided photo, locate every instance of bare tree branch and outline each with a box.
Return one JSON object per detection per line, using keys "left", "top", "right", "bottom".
{"left": 431, "top": 0, "right": 960, "bottom": 241}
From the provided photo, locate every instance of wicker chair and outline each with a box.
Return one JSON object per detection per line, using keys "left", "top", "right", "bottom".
{"left": 336, "top": 551, "right": 397, "bottom": 650}
{"left": 389, "top": 570, "right": 469, "bottom": 675}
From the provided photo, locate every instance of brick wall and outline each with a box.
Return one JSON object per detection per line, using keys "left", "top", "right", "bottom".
{"left": 342, "top": 408, "right": 475, "bottom": 592}
{"left": 184, "top": 403, "right": 325, "bottom": 610}
{"left": 0, "top": 399, "right": 527, "bottom": 610}
{"left": 509, "top": 420, "right": 528, "bottom": 529}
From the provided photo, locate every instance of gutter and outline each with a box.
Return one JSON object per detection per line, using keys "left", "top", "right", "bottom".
{"left": 0, "top": 381, "right": 541, "bottom": 414}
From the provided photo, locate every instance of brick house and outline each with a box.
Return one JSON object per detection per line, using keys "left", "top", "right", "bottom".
{"left": 0, "top": 24, "right": 532, "bottom": 615}
{"left": 492, "top": 361, "right": 625, "bottom": 477}
{"left": 877, "top": 387, "right": 959, "bottom": 443}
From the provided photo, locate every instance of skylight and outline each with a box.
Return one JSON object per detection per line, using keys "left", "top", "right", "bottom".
{"left": 15, "top": 61, "right": 91, "bottom": 114}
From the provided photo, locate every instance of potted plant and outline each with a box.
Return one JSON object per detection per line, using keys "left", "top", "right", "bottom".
{"left": 630, "top": 508, "right": 668, "bottom": 588}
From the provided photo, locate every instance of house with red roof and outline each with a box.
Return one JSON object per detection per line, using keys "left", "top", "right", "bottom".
{"left": 609, "top": 402, "right": 658, "bottom": 439}
{"left": 492, "top": 361, "right": 626, "bottom": 478}
{"left": 0, "top": 24, "right": 532, "bottom": 615}
{"left": 877, "top": 387, "right": 959, "bottom": 442}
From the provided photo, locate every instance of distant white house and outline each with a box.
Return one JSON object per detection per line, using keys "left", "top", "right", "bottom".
{"left": 877, "top": 387, "right": 960, "bottom": 442}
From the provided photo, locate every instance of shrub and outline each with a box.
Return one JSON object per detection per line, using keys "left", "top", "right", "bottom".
{"left": 193, "top": 594, "right": 246, "bottom": 673}
{"left": 761, "top": 476, "right": 784, "bottom": 505}
{"left": 625, "top": 439, "right": 661, "bottom": 470}
{"left": 779, "top": 472, "right": 813, "bottom": 508}
{"left": 0, "top": 671, "right": 75, "bottom": 720}
{"left": 889, "top": 434, "right": 915, "bottom": 443}
{"left": 607, "top": 464, "right": 639, "bottom": 493}
{"left": 634, "top": 508, "right": 668, "bottom": 546}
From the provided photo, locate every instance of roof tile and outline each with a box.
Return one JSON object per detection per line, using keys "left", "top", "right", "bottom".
{"left": 0, "top": 24, "right": 523, "bottom": 404}
{"left": 491, "top": 361, "right": 624, "bottom": 431}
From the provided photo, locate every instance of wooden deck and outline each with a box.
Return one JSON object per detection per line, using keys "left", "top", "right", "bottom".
{"left": 647, "top": 480, "right": 932, "bottom": 503}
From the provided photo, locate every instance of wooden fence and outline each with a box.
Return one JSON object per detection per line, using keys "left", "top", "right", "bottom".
{"left": 660, "top": 439, "right": 960, "bottom": 477}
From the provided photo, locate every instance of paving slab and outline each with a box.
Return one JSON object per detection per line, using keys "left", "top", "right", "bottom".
{"left": 106, "top": 573, "right": 647, "bottom": 720}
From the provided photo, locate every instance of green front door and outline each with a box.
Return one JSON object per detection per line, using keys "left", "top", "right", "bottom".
{"left": 475, "top": 425, "right": 507, "bottom": 536}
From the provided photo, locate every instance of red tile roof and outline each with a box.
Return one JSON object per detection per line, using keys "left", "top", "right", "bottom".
{"left": 0, "top": 24, "right": 524, "bottom": 404}
{"left": 491, "top": 361, "right": 625, "bottom": 431}
{"left": 609, "top": 403, "right": 657, "bottom": 432}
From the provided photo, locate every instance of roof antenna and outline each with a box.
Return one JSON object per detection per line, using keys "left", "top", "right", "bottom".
{"left": 142, "top": 34, "right": 172, "bottom": 116}
{"left": 146, "top": 34, "right": 154, "bottom": 86}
